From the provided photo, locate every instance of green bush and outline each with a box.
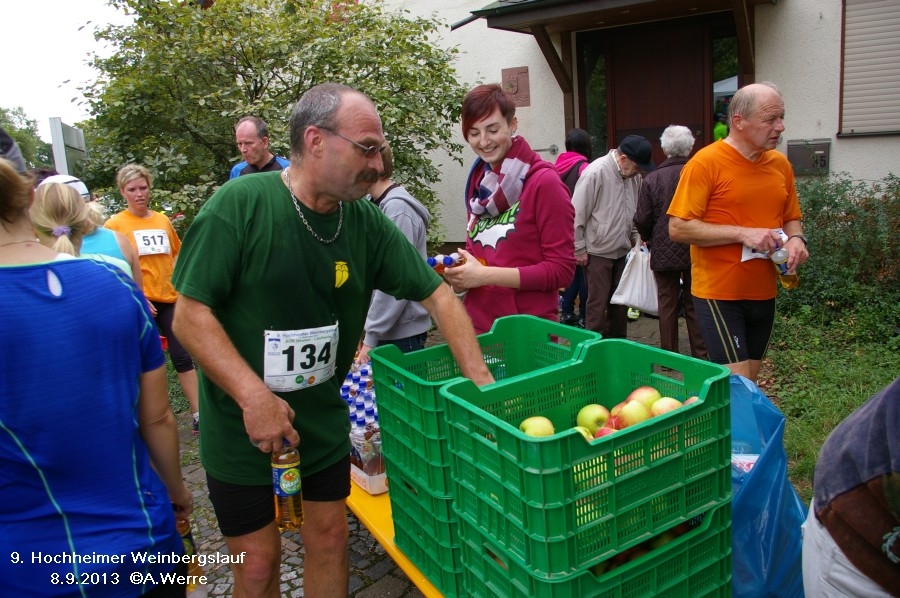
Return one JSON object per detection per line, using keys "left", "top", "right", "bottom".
{"left": 783, "top": 173, "right": 899, "bottom": 348}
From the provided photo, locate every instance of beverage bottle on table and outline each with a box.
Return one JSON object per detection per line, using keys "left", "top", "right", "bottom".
{"left": 272, "top": 440, "right": 303, "bottom": 531}
{"left": 770, "top": 247, "right": 799, "bottom": 289}
{"left": 349, "top": 416, "right": 367, "bottom": 470}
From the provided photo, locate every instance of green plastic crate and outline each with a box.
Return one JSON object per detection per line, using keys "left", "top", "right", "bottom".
{"left": 391, "top": 469, "right": 464, "bottom": 597}
{"left": 441, "top": 339, "right": 731, "bottom": 578}
{"left": 370, "top": 315, "right": 601, "bottom": 497}
{"left": 388, "top": 466, "right": 459, "bottom": 549}
{"left": 458, "top": 502, "right": 732, "bottom": 598}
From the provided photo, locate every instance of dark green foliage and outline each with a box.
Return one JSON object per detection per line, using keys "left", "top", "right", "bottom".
{"left": 0, "top": 107, "right": 54, "bottom": 169}
{"left": 781, "top": 173, "right": 900, "bottom": 349}
{"left": 79, "top": 0, "right": 467, "bottom": 242}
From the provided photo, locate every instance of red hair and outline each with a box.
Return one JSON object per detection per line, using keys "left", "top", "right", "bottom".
{"left": 461, "top": 84, "right": 516, "bottom": 136}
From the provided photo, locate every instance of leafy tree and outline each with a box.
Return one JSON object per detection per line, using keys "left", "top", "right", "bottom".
{"left": 81, "top": 0, "right": 466, "bottom": 240}
{"left": 0, "top": 107, "right": 54, "bottom": 169}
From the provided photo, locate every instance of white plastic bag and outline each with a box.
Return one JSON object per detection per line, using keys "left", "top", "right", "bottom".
{"left": 610, "top": 246, "right": 658, "bottom": 315}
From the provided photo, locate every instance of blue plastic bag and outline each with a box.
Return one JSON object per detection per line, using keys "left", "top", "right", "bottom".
{"left": 730, "top": 375, "right": 806, "bottom": 598}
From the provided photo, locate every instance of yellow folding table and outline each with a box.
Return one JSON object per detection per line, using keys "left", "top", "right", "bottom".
{"left": 346, "top": 482, "right": 443, "bottom": 597}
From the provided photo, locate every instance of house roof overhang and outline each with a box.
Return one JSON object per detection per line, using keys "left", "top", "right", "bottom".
{"left": 457, "top": 0, "right": 773, "bottom": 36}
{"left": 453, "top": 0, "right": 773, "bottom": 93}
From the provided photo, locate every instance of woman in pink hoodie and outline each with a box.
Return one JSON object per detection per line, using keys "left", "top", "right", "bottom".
{"left": 442, "top": 84, "right": 575, "bottom": 334}
{"left": 554, "top": 128, "right": 593, "bottom": 327}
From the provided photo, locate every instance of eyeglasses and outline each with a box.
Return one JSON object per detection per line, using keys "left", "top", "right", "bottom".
{"left": 319, "top": 127, "right": 386, "bottom": 159}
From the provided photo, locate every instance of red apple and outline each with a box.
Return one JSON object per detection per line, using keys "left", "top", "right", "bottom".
{"left": 604, "top": 415, "right": 622, "bottom": 430}
{"left": 594, "top": 426, "right": 617, "bottom": 438}
{"left": 650, "top": 397, "right": 683, "bottom": 417}
{"left": 683, "top": 396, "right": 700, "bottom": 406}
{"left": 576, "top": 403, "right": 610, "bottom": 434}
{"left": 619, "top": 400, "right": 651, "bottom": 428}
{"left": 626, "top": 385, "right": 662, "bottom": 409}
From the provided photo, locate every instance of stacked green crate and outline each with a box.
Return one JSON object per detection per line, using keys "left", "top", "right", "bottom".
{"left": 441, "top": 339, "right": 732, "bottom": 596}
{"left": 369, "top": 315, "right": 602, "bottom": 596}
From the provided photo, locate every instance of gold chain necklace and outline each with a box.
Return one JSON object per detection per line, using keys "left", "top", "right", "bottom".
{"left": 282, "top": 170, "right": 343, "bottom": 245}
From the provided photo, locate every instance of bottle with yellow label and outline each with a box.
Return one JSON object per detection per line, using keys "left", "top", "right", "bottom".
{"left": 272, "top": 440, "right": 303, "bottom": 531}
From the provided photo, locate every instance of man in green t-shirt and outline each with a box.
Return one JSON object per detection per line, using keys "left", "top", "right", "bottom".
{"left": 713, "top": 112, "right": 729, "bottom": 141}
{"left": 172, "top": 83, "right": 493, "bottom": 597}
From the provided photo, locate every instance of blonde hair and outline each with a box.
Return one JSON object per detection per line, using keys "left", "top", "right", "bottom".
{"left": 30, "top": 183, "right": 94, "bottom": 256}
{"left": 0, "top": 157, "right": 33, "bottom": 225}
{"left": 86, "top": 201, "right": 108, "bottom": 227}
{"left": 115, "top": 163, "right": 154, "bottom": 190}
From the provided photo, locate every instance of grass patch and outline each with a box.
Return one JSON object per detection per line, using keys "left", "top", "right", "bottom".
{"left": 765, "top": 315, "right": 900, "bottom": 504}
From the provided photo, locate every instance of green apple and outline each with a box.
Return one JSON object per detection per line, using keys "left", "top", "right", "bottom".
{"left": 576, "top": 403, "right": 610, "bottom": 434}
{"left": 650, "top": 397, "right": 683, "bottom": 417}
{"left": 519, "top": 415, "right": 555, "bottom": 437}
{"left": 650, "top": 530, "right": 678, "bottom": 549}
{"left": 589, "top": 561, "right": 609, "bottom": 577}
{"left": 626, "top": 385, "right": 662, "bottom": 409}
{"left": 619, "top": 400, "right": 651, "bottom": 428}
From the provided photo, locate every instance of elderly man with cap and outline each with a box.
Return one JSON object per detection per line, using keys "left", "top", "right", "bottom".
{"left": 572, "top": 134, "right": 655, "bottom": 337}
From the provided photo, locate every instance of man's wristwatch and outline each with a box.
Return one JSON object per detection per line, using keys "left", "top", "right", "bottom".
{"left": 788, "top": 234, "right": 808, "bottom": 246}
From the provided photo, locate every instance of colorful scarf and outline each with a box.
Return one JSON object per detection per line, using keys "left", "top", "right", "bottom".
{"left": 466, "top": 136, "right": 542, "bottom": 226}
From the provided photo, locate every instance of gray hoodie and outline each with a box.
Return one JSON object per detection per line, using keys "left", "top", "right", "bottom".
{"left": 363, "top": 185, "right": 433, "bottom": 346}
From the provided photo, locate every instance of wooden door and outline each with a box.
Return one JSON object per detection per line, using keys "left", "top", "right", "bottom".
{"left": 607, "top": 19, "right": 710, "bottom": 164}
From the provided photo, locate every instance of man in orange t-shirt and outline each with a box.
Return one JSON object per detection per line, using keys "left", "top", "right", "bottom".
{"left": 668, "top": 82, "right": 808, "bottom": 383}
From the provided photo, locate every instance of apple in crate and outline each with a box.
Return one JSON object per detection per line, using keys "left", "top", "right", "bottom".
{"left": 594, "top": 426, "right": 617, "bottom": 439}
{"left": 610, "top": 401, "right": 627, "bottom": 417}
{"left": 604, "top": 415, "right": 622, "bottom": 430}
{"left": 519, "top": 416, "right": 555, "bottom": 437}
{"left": 576, "top": 403, "right": 610, "bottom": 434}
{"left": 650, "top": 397, "right": 683, "bottom": 417}
{"left": 619, "top": 400, "right": 651, "bottom": 428}
{"left": 626, "top": 385, "right": 662, "bottom": 409}
{"left": 684, "top": 395, "right": 700, "bottom": 405}
{"left": 572, "top": 426, "right": 594, "bottom": 442}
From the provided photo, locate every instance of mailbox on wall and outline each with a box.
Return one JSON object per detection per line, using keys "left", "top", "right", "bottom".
{"left": 787, "top": 139, "right": 830, "bottom": 175}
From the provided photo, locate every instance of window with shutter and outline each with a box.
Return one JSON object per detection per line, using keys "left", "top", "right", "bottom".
{"left": 840, "top": 0, "right": 900, "bottom": 135}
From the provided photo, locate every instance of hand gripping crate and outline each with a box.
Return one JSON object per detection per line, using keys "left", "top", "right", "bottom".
{"left": 458, "top": 501, "right": 732, "bottom": 598}
{"left": 369, "top": 315, "right": 601, "bottom": 497}
{"left": 441, "top": 339, "right": 731, "bottom": 579}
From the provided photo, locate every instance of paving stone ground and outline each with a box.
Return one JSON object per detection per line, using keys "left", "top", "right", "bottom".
{"left": 178, "top": 313, "right": 691, "bottom": 596}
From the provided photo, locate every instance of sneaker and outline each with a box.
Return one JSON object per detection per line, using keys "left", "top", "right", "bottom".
{"left": 577, "top": 317, "right": 586, "bottom": 329}
{"left": 627, "top": 307, "right": 640, "bottom": 321}
{"left": 192, "top": 416, "right": 199, "bottom": 436}
{"left": 559, "top": 312, "right": 578, "bottom": 326}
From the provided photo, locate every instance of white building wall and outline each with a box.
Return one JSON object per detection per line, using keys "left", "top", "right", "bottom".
{"left": 755, "top": 0, "right": 900, "bottom": 183}
{"left": 377, "top": 0, "right": 900, "bottom": 241}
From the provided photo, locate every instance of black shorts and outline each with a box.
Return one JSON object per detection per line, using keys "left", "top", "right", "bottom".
{"left": 692, "top": 297, "right": 776, "bottom": 364}
{"left": 206, "top": 454, "right": 351, "bottom": 537}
